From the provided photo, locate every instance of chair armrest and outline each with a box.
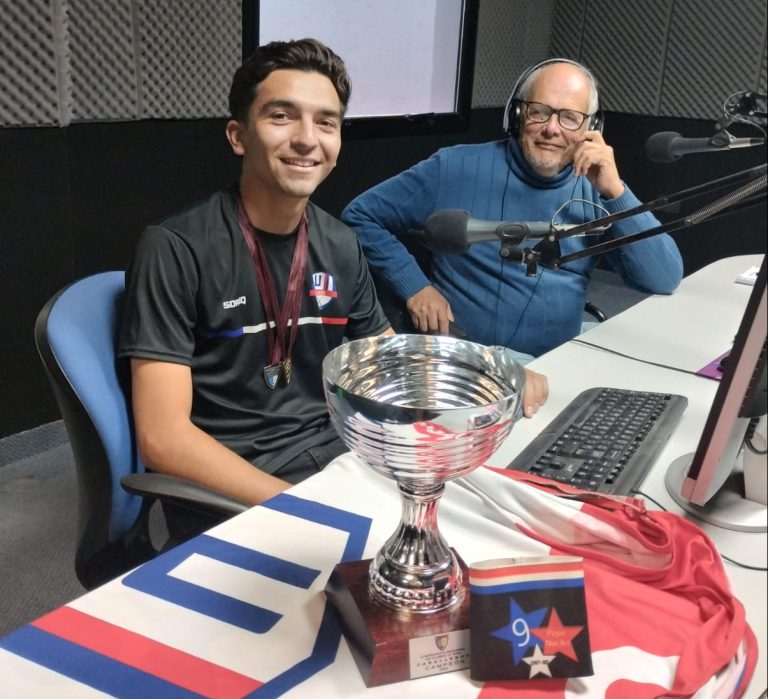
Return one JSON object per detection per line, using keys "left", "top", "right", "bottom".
{"left": 584, "top": 301, "right": 607, "bottom": 323}
{"left": 121, "top": 473, "right": 250, "bottom": 517}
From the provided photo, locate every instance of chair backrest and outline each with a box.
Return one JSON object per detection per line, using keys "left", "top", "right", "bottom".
{"left": 35, "top": 271, "right": 153, "bottom": 587}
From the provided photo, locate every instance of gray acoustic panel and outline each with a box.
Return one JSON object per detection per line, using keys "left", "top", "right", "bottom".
{"left": 135, "top": 0, "right": 240, "bottom": 119}
{"left": 546, "top": 0, "right": 768, "bottom": 119}
{"left": 760, "top": 38, "right": 768, "bottom": 98}
{"left": 69, "top": 0, "right": 139, "bottom": 122}
{"left": 579, "top": 0, "right": 673, "bottom": 116}
{"left": 4, "top": 0, "right": 765, "bottom": 126}
{"left": 471, "top": 0, "right": 556, "bottom": 109}
{"left": 660, "top": 0, "right": 767, "bottom": 119}
{"left": 549, "top": 0, "right": 586, "bottom": 60}
{"left": 1, "top": 0, "right": 240, "bottom": 127}
{"left": 0, "top": 0, "right": 68, "bottom": 126}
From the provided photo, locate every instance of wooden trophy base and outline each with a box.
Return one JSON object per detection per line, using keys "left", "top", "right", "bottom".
{"left": 324, "top": 554, "right": 470, "bottom": 687}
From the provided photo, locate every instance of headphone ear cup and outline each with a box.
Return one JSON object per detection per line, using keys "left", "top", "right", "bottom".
{"left": 503, "top": 98, "right": 517, "bottom": 136}
{"left": 510, "top": 101, "right": 522, "bottom": 137}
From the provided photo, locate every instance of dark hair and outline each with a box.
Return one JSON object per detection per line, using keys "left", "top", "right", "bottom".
{"left": 228, "top": 38, "right": 351, "bottom": 122}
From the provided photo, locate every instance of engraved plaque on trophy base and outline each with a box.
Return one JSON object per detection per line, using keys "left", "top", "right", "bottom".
{"left": 325, "top": 555, "right": 471, "bottom": 687}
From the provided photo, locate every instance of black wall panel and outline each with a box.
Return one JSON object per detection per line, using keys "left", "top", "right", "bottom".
{"left": 2, "top": 109, "right": 764, "bottom": 438}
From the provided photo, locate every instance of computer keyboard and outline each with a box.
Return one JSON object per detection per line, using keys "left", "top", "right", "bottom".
{"left": 506, "top": 387, "right": 688, "bottom": 496}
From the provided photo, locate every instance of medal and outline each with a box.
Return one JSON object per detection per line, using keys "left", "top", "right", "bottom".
{"left": 238, "top": 200, "right": 308, "bottom": 389}
{"left": 263, "top": 363, "right": 283, "bottom": 390}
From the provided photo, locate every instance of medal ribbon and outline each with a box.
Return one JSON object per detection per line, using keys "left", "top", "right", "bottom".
{"left": 237, "top": 200, "right": 308, "bottom": 381}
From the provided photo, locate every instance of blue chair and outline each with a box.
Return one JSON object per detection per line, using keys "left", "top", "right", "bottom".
{"left": 35, "top": 271, "right": 247, "bottom": 589}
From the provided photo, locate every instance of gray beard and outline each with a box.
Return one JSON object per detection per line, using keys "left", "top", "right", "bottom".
{"left": 520, "top": 141, "right": 564, "bottom": 178}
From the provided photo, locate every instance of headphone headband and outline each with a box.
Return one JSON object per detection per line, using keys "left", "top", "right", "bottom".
{"left": 502, "top": 58, "right": 603, "bottom": 137}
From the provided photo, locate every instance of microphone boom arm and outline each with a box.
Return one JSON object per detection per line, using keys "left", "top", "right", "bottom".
{"left": 550, "top": 163, "right": 766, "bottom": 239}
{"left": 516, "top": 164, "right": 766, "bottom": 274}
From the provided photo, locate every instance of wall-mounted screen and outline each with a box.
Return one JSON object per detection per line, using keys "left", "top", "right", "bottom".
{"left": 242, "top": 0, "right": 478, "bottom": 137}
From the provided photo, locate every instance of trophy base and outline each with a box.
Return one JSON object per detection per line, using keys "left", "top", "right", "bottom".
{"left": 325, "top": 554, "right": 470, "bottom": 687}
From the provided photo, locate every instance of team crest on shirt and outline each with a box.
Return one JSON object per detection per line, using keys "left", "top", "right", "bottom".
{"left": 309, "top": 272, "right": 338, "bottom": 309}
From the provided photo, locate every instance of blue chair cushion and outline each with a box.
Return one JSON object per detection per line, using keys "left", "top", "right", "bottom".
{"left": 46, "top": 271, "right": 144, "bottom": 540}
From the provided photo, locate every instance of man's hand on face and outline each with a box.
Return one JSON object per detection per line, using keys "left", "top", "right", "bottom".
{"left": 406, "top": 285, "right": 454, "bottom": 335}
{"left": 570, "top": 130, "right": 624, "bottom": 200}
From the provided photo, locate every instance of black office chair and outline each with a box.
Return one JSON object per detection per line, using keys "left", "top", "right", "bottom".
{"left": 35, "top": 271, "right": 248, "bottom": 589}
{"left": 584, "top": 301, "right": 607, "bottom": 323}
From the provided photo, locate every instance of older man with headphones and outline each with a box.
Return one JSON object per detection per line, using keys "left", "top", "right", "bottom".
{"left": 342, "top": 59, "right": 683, "bottom": 362}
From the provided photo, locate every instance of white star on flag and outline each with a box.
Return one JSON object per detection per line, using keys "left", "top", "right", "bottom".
{"left": 522, "top": 645, "right": 556, "bottom": 678}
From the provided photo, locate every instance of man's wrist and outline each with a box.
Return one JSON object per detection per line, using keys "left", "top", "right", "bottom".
{"left": 600, "top": 180, "right": 625, "bottom": 200}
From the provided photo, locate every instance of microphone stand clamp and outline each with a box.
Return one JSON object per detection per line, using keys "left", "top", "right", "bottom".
{"left": 520, "top": 248, "right": 542, "bottom": 276}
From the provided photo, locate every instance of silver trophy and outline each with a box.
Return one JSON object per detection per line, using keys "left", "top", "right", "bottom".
{"left": 323, "top": 334, "right": 525, "bottom": 614}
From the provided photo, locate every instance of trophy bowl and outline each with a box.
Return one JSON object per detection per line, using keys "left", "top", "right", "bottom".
{"left": 323, "top": 334, "right": 525, "bottom": 614}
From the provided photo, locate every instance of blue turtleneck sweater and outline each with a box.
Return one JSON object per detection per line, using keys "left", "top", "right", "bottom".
{"left": 342, "top": 138, "right": 683, "bottom": 357}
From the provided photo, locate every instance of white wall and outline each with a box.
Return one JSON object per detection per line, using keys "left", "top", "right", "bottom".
{"left": 254, "top": 0, "right": 465, "bottom": 117}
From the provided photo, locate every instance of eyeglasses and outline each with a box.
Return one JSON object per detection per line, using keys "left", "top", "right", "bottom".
{"left": 522, "top": 101, "right": 591, "bottom": 131}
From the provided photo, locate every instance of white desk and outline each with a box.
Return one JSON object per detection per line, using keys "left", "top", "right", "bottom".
{"left": 0, "top": 255, "right": 765, "bottom": 698}
{"left": 491, "top": 253, "right": 767, "bottom": 697}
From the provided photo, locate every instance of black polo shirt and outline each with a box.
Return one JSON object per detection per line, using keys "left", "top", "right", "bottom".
{"left": 119, "top": 188, "right": 389, "bottom": 473}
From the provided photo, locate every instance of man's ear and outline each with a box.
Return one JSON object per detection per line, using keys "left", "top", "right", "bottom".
{"left": 225, "top": 119, "right": 246, "bottom": 156}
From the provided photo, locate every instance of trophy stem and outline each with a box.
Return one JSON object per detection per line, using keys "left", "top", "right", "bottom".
{"left": 369, "top": 481, "right": 463, "bottom": 613}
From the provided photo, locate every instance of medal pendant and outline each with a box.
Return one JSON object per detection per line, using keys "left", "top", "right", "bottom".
{"left": 282, "top": 358, "right": 292, "bottom": 385}
{"left": 263, "top": 363, "right": 283, "bottom": 390}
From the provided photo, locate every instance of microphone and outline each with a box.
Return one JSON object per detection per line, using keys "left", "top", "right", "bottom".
{"left": 420, "top": 210, "right": 552, "bottom": 253}
{"left": 645, "top": 130, "right": 766, "bottom": 163}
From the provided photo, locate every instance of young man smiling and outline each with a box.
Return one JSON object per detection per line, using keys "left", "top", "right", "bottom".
{"left": 118, "top": 40, "right": 392, "bottom": 537}
{"left": 342, "top": 59, "right": 683, "bottom": 361}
